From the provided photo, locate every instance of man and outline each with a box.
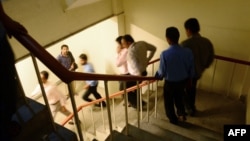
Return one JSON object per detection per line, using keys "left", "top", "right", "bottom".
{"left": 155, "top": 27, "right": 194, "bottom": 125}
{"left": 31, "top": 70, "right": 74, "bottom": 124}
{"left": 79, "top": 53, "right": 106, "bottom": 107}
{"left": 57, "top": 44, "right": 77, "bottom": 96}
{"left": 57, "top": 44, "right": 77, "bottom": 71}
{"left": 121, "top": 34, "right": 156, "bottom": 76}
{"left": 181, "top": 18, "right": 214, "bottom": 116}
{"left": 121, "top": 34, "right": 156, "bottom": 109}
{"left": 0, "top": 1, "right": 28, "bottom": 140}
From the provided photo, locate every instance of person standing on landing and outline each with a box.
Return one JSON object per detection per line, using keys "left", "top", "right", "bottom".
{"left": 79, "top": 53, "right": 106, "bottom": 107}
{"left": 180, "top": 18, "right": 214, "bottom": 116}
{"left": 155, "top": 27, "right": 195, "bottom": 125}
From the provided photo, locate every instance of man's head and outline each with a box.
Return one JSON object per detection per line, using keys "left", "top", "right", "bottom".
{"left": 165, "top": 27, "right": 180, "bottom": 45}
{"left": 184, "top": 18, "right": 200, "bottom": 37}
{"left": 61, "top": 44, "right": 69, "bottom": 56}
{"left": 40, "top": 70, "right": 49, "bottom": 83}
{"left": 79, "top": 53, "right": 88, "bottom": 65}
{"left": 121, "top": 34, "right": 135, "bottom": 48}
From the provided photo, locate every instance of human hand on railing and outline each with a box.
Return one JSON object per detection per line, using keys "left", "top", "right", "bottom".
{"left": 154, "top": 71, "right": 163, "bottom": 80}
{"left": 1, "top": 15, "right": 28, "bottom": 38}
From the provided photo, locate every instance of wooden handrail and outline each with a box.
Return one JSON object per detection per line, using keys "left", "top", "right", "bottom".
{"left": 214, "top": 55, "right": 250, "bottom": 66}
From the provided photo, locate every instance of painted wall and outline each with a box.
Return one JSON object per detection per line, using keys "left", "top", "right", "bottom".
{"left": 16, "top": 17, "right": 121, "bottom": 97}
{"left": 3, "top": 0, "right": 114, "bottom": 59}
{"left": 122, "top": 0, "right": 250, "bottom": 99}
{"left": 6, "top": 0, "right": 250, "bottom": 103}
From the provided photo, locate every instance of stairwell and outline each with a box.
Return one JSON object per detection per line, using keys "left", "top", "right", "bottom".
{"left": 80, "top": 87, "right": 245, "bottom": 141}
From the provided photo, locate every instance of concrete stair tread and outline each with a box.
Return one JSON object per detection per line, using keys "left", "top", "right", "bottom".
{"left": 105, "top": 130, "right": 136, "bottom": 141}
{"left": 12, "top": 98, "right": 77, "bottom": 141}
{"left": 148, "top": 117, "right": 223, "bottom": 141}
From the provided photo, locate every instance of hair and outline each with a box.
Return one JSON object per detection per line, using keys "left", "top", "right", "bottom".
{"left": 184, "top": 18, "right": 200, "bottom": 33}
{"left": 116, "top": 36, "right": 123, "bottom": 45}
{"left": 165, "top": 27, "right": 180, "bottom": 43}
{"left": 61, "top": 44, "right": 69, "bottom": 49}
{"left": 40, "top": 70, "right": 49, "bottom": 80}
{"left": 122, "top": 34, "right": 135, "bottom": 43}
{"left": 79, "top": 53, "right": 88, "bottom": 61}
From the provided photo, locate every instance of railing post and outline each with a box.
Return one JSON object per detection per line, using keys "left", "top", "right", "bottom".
{"left": 147, "top": 81, "right": 150, "bottom": 122}
{"left": 104, "top": 80, "right": 113, "bottom": 140}
{"left": 210, "top": 59, "right": 217, "bottom": 93}
{"left": 154, "top": 81, "right": 158, "bottom": 118}
{"left": 123, "top": 81, "right": 129, "bottom": 135}
{"left": 31, "top": 54, "right": 56, "bottom": 130}
{"left": 136, "top": 81, "right": 140, "bottom": 128}
{"left": 67, "top": 82, "right": 84, "bottom": 141}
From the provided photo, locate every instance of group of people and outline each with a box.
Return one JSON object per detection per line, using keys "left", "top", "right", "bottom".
{"left": 30, "top": 44, "right": 107, "bottom": 125}
{"left": 155, "top": 18, "right": 214, "bottom": 125}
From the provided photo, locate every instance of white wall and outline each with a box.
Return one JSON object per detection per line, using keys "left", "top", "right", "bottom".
{"left": 11, "top": 0, "right": 250, "bottom": 100}
{"left": 16, "top": 17, "right": 121, "bottom": 97}
{"left": 3, "top": 0, "right": 114, "bottom": 59}
{"left": 123, "top": 0, "right": 250, "bottom": 98}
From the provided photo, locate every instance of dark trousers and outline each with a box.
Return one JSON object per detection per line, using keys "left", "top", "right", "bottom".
{"left": 126, "top": 70, "right": 147, "bottom": 108}
{"left": 82, "top": 84, "right": 102, "bottom": 102}
{"left": 184, "top": 78, "right": 198, "bottom": 112}
{"left": 163, "top": 79, "right": 187, "bottom": 123}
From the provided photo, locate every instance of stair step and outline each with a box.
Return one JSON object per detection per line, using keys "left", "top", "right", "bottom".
{"left": 105, "top": 130, "right": 136, "bottom": 141}
{"left": 139, "top": 122, "right": 195, "bottom": 141}
{"left": 11, "top": 98, "right": 77, "bottom": 141}
{"left": 149, "top": 117, "right": 223, "bottom": 141}
{"left": 46, "top": 123, "right": 78, "bottom": 141}
{"left": 128, "top": 123, "right": 194, "bottom": 141}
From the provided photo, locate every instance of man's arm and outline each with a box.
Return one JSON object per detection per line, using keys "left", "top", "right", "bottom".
{"left": 146, "top": 43, "right": 157, "bottom": 62}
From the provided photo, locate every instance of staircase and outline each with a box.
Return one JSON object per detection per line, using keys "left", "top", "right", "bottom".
{"left": 11, "top": 98, "right": 78, "bottom": 141}
{"left": 81, "top": 87, "right": 245, "bottom": 141}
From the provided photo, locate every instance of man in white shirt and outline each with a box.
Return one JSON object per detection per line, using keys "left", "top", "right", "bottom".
{"left": 121, "top": 34, "right": 156, "bottom": 76}
{"left": 121, "top": 34, "right": 157, "bottom": 108}
{"left": 31, "top": 70, "right": 73, "bottom": 124}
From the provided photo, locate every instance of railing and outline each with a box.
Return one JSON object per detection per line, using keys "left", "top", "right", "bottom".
{"left": 13, "top": 33, "right": 250, "bottom": 141}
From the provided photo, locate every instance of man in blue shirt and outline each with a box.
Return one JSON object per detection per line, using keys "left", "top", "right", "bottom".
{"left": 155, "top": 27, "right": 194, "bottom": 125}
{"left": 79, "top": 53, "right": 106, "bottom": 107}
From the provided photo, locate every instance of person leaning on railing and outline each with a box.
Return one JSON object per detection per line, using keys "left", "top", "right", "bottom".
{"left": 155, "top": 27, "right": 195, "bottom": 125}
{"left": 0, "top": 1, "right": 28, "bottom": 140}
{"left": 120, "top": 34, "right": 157, "bottom": 109}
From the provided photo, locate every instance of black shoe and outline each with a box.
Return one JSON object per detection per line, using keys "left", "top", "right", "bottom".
{"left": 178, "top": 115, "right": 187, "bottom": 122}
{"left": 170, "top": 120, "right": 178, "bottom": 125}
{"left": 68, "top": 120, "right": 74, "bottom": 125}
{"left": 94, "top": 102, "right": 106, "bottom": 107}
